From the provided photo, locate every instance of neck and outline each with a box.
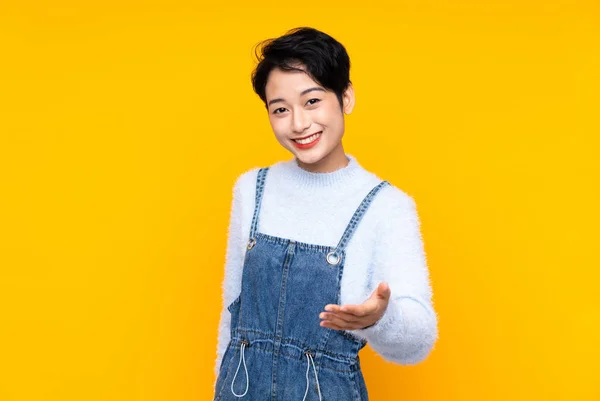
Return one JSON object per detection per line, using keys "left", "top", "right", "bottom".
{"left": 283, "top": 152, "right": 363, "bottom": 191}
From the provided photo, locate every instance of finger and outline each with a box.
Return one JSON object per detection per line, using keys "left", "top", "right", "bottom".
{"left": 320, "top": 311, "right": 359, "bottom": 324}
{"left": 321, "top": 318, "right": 363, "bottom": 331}
{"left": 320, "top": 318, "right": 359, "bottom": 331}
{"left": 324, "top": 304, "right": 341, "bottom": 313}
{"left": 375, "top": 282, "right": 391, "bottom": 300}
{"left": 320, "top": 320, "right": 343, "bottom": 331}
{"left": 320, "top": 313, "right": 354, "bottom": 329}
{"left": 340, "top": 302, "right": 376, "bottom": 317}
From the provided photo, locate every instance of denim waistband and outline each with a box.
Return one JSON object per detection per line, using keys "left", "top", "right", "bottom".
{"left": 230, "top": 332, "right": 362, "bottom": 372}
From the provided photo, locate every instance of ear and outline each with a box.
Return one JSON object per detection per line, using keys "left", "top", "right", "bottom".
{"left": 342, "top": 83, "right": 355, "bottom": 115}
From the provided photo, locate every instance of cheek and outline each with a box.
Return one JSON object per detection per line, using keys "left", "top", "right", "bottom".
{"left": 322, "top": 109, "right": 344, "bottom": 132}
{"left": 318, "top": 105, "right": 342, "bottom": 127}
{"left": 269, "top": 118, "right": 288, "bottom": 140}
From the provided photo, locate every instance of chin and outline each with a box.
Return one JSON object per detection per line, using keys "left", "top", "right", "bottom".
{"left": 294, "top": 150, "right": 330, "bottom": 166}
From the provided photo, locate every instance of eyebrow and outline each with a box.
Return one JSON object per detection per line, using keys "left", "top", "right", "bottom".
{"left": 267, "top": 87, "right": 327, "bottom": 107}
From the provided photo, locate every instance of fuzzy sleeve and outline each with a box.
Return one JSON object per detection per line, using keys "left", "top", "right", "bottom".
{"left": 351, "top": 192, "right": 439, "bottom": 365}
{"left": 213, "top": 175, "right": 248, "bottom": 387}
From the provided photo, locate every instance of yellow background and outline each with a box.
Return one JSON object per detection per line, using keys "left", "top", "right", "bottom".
{"left": 1, "top": 1, "right": 599, "bottom": 400}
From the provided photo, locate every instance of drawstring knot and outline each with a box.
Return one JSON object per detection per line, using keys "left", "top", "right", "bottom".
{"left": 302, "top": 350, "right": 322, "bottom": 401}
{"left": 230, "top": 340, "right": 249, "bottom": 397}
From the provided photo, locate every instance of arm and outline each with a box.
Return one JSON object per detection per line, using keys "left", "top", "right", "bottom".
{"left": 351, "top": 193, "right": 439, "bottom": 365}
{"left": 214, "top": 176, "right": 247, "bottom": 386}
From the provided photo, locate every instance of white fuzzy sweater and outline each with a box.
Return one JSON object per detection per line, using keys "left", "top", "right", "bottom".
{"left": 214, "top": 154, "right": 438, "bottom": 380}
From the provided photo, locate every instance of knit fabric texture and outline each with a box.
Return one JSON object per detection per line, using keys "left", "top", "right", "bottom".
{"left": 214, "top": 154, "right": 438, "bottom": 380}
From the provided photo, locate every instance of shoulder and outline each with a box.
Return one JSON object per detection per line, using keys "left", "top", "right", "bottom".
{"left": 230, "top": 163, "right": 277, "bottom": 204}
{"left": 367, "top": 176, "right": 419, "bottom": 221}
{"left": 232, "top": 167, "right": 260, "bottom": 193}
{"left": 231, "top": 159, "right": 288, "bottom": 195}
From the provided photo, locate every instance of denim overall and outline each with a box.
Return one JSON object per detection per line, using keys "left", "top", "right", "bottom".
{"left": 214, "top": 167, "right": 390, "bottom": 401}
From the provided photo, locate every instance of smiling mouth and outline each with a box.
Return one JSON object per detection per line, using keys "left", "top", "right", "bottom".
{"left": 292, "top": 131, "right": 322, "bottom": 145}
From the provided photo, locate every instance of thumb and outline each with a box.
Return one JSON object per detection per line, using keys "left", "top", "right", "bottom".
{"left": 371, "top": 282, "right": 391, "bottom": 301}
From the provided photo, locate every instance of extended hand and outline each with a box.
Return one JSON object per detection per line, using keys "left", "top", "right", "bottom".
{"left": 319, "top": 282, "right": 391, "bottom": 330}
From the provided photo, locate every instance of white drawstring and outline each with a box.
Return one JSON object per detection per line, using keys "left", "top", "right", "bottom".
{"left": 230, "top": 341, "right": 249, "bottom": 397}
{"left": 302, "top": 352, "right": 322, "bottom": 401}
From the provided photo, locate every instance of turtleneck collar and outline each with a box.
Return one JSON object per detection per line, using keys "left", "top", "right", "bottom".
{"left": 279, "top": 153, "right": 365, "bottom": 190}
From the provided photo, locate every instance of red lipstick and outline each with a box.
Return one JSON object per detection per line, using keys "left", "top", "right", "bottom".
{"left": 292, "top": 131, "right": 322, "bottom": 150}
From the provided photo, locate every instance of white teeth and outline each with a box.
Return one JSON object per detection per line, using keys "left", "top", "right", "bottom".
{"left": 294, "top": 132, "right": 321, "bottom": 145}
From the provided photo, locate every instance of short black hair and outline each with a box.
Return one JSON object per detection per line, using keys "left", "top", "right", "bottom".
{"left": 251, "top": 27, "right": 351, "bottom": 111}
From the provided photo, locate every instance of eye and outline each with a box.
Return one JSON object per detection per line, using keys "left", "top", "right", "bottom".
{"left": 273, "top": 107, "right": 287, "bottom": 115}
{"left": 307, "top": 98, "right": 321, "bottom": 106}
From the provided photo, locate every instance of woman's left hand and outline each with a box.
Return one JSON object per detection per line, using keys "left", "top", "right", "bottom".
{"left": 319, "top": 282, "right": 391, "bottom": 330}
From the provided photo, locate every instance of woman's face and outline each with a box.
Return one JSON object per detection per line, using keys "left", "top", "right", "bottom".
{"left": 264, "top": 65, "right": 355, "bottom": 172}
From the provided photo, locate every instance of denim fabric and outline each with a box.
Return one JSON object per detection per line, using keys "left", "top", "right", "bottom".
{"left": 214, "top": 167, "right": 390, "bottom": 401}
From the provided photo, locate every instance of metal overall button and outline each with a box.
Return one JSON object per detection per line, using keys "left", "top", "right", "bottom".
{"left": 303, "top": 349, "right": 315, "bottom": 359}
{"left": 326, "top": 251, "right": 341, "bottom": 265}
{"left": 247, "top": 238, "right": 256, "bottom": 250}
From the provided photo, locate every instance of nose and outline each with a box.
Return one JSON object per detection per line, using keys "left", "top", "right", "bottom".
{"left": 291, "top": 107, "right": 311, "bottom": 134}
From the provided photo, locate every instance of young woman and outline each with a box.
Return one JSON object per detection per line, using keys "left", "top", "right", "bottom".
{"left": 213, "top": 27, "right": 438, "bottom": 401}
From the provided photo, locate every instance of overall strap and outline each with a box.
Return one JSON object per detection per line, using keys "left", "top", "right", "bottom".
{"left": 326, "top": 180, "right": 391, "bottom": 265}
{"left": 248, "top": 167, "right": 270, "bottom": 243}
